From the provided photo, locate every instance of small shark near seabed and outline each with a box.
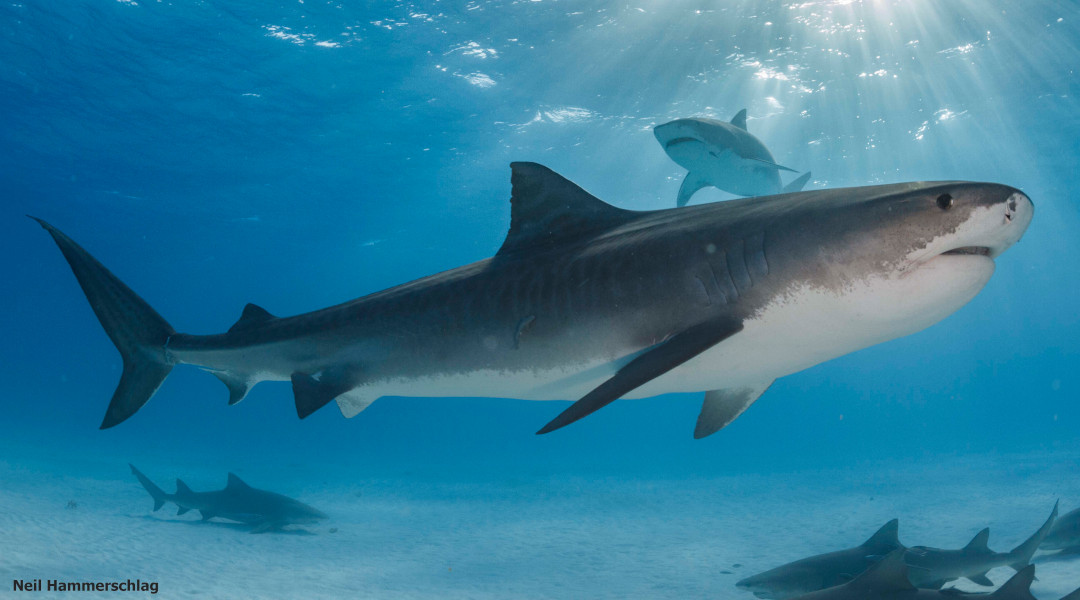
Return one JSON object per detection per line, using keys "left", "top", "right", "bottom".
{"left": 1041, "top": 504, "right": 1080, "bottom": 554}
{"left": 654, "top": 110, "right": 811, "bottom": 206}
{"left": 33, "top": 162, "right": 1032, "bottom": 437}
{"left": 737, "top": 519, "right": 904, "bottom": 599}
{"left": 785, "top": 549, "right": 1055, "bottom": 600}
{"left": 904, "top": 502, "right": 1058, "bottom": 589}
{"left": 130, "top": 464, "right": 327, "bottom": 533}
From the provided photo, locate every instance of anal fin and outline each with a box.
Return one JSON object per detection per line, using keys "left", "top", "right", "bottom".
{"left": 694, "top": 381, "right": 772, "bottom": 439}
{"left": 212, "top": 371, "right": 255, "bottom": 405}
{"left": 537, "top": 317, "right": 744, "bottom": 434}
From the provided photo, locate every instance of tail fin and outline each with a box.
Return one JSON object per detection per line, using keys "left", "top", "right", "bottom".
{"left": 989, "top": 565, "right": 1036, "bottom": 600}
{"left": 1009, "top": 501, "right": 1059, "bottom": 571}
{"left": 1061, "top": 587, "right": 1080, "bottom": 600}
{"left": 31, "top": 218, "right": 175, "bottom": 429}
{"left": 129, "top": 464, "right": 169, "bottom": 511}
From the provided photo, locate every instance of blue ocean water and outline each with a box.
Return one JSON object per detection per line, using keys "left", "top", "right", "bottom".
{"left": 1, "top": 1, "right": 1079, "bottom": 598}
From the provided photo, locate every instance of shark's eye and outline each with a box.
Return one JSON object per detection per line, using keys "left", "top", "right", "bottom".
{"left": 936, "top": 193, "right": 953, "bottom": 210}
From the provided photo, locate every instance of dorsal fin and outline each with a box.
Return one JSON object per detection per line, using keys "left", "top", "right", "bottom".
{"left": 175, "top": 479, "right": 192, "bottom": 495}
{"left": 965, "top": 528, "right": 990, "bottom": 552}
{"left": 849, "top": 549, "right": 915, "bottom": 592}
{"left": 226, "top": 472, "right": 251, "bottom": 490}
{"left": 862, "top": 519, "right": 901, "bottom": 550}
{"left": 228, "top": 303, "right": 276, "bottom": 333}
{"left": 496, "top": 163, "right": 635, "bottom": 257}
{"left": 731, "top": 108, "right": 748, "bottom": 130}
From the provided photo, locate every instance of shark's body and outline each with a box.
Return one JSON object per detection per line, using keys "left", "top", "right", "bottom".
{"left": 787, "top": 550, "right": 1041, "bottom": 600}
{"left": 737, "top": 520, "right": 904, "bottom": 599}
{"left": 1040, "top": 505, "right": 1080, "bottom": 553}
{"left": 34, "top": 162, "right": 1032, "bottom": 436}
{"left": 904, "top": 503, "right": 1058, "bottom": 589}
{"left": 130, "top": 465, "right": 327, "bottom": 533}
{"left": 654, "top": 110, "right": 810, "bottom": 206}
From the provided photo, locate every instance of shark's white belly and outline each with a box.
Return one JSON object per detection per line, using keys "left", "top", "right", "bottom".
{"left": 339, "top": 257, "right": 994, "bottom": 417}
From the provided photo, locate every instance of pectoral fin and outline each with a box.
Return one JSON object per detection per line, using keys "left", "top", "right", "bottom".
{"left": 746, "top": 156, "right": 799, "bottom": 173}
{"left": 537, "top": 317, "right": 744, "bottom": 434}
{"left": 677, "top": 171, "right": 710, "bottom": 207}
{"left": 694, "top": 382, "right": 772, "bottom": 439}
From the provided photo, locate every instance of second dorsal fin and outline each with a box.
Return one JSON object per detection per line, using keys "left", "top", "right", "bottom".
{"left": 497, "top": 163, "right": 635, "bottom": 257}
{"left": 228, "top": 303, "right": 276, "bottom": 333}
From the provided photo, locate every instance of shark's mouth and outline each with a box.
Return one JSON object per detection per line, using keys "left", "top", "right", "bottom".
{"left": 941, "top": 246, "right": 992, "bottom": 256}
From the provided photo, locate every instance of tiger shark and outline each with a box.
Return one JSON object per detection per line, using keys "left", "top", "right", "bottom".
{"left": 32, "top": 162, "right": 1032, "bottom": 437}
{"left": 904, "top": 503, "right": 1058, "bottom": 589}
{"left": 129, "top": 464, "right": 327, "bottom": 533}
{"left": 654, "top": 109, "right": 810, "bottom": 206}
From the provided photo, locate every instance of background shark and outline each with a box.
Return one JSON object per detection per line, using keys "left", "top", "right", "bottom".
{"left": 904, "top": 503, "right": 1058, "bottom": 589}
{"left": 786, "top": 550, "right": 1043, "bottom": 600}
{"left": 736, "top": 519, "right": 903, "bottom": 599}
{"left": 1040, "top": 504, "right": 1080, "bottom": 554}
{"left": 34, "top": 162, "right": 1032, "bottom": 437}
{"left": 654, "top": 110, "right": 811, "bottom": 206}
{"left": 130, "top": 464, "right": 327, "bottom": 533}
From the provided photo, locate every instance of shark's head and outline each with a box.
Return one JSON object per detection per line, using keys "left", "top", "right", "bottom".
{"left": 757, "top": 181, "right": 1033, "bottom": 344}
{"left": 286, "top": 500, "right": 330, "bottom": 524}
{"left": 735, "top": 565, "right": 833, "bottom": 599}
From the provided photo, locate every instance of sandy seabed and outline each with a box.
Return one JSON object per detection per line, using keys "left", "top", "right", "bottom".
{"left": 1, "top": 445, "right": 1078, "bottom": 600}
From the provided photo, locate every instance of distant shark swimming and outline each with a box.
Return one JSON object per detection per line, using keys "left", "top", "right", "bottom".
{"left": 33, "top": 162, "right": 1032, "bottom": 437}
{"left": 736, "top": 519, "right": 903, "bottom": 599}
{"left": 654, "top": 110, "right": 811, "bottom": 206}
{"left": 783, "top": 550, "right": 1049, "bottom": 600}
{"left": 130, "top": 465, "right": 327, "bottom": 533}
{"left": 904, "top": 502, "right": 1057, "bottom": 589}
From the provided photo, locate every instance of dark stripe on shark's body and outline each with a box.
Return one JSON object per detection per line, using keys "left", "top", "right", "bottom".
{"left": 33, "top": 162, "right": 1032, "bottom": 436}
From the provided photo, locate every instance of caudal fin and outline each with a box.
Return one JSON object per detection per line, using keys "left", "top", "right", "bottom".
{"left": 1009, "top": 501, "right": 1059, "bottom": 571}
{"left": 129, "top": 464, "right": 169, "bottom": 511}
{"left": 31, "top": 218, "right": 175, "bottom": 428}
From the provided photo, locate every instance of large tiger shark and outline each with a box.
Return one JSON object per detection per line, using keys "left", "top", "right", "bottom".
{"left": 32, "top": 162, "right": 1032, "bottom": 437}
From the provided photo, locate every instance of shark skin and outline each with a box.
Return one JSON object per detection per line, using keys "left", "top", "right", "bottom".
{"left": 904, "top": 503, "right": 1058, "bottom": 589}
{"left": 736, "top": 519, "right": 904, "bottom": 600}
{"left": 786, "top": 549, "right": 1040, "bottom": 600}
{"left": 33, "top": 162, "right": 1032, "bottom": 437}
{"left": 1040, "top": 504, "right": 1080, "bottom": 553}
{"left": 654, "top": 109, "right": 810, "bottom": 206}
{"left": 130, "top": 465, "right": 327, "bottom": 533}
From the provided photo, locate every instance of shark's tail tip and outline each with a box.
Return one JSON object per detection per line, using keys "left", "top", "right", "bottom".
{"left": 36, "top": 220, "right": 177, "bottom": 428}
